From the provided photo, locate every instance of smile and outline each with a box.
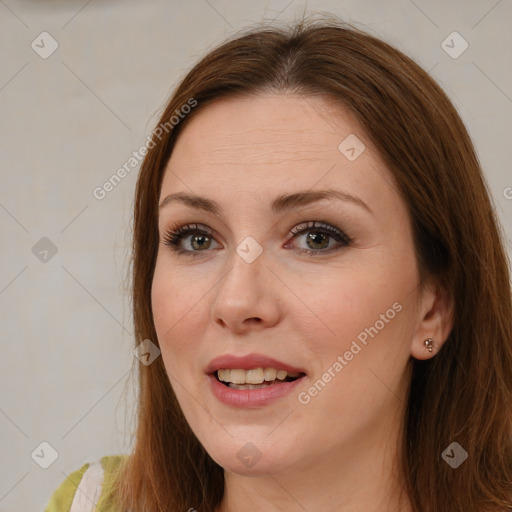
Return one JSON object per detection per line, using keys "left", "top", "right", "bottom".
{"left": 206, "top": 353, "right": 307, "bottom": 408}
{"left": 216, "top": 368, "right": 303, "bottom": 389}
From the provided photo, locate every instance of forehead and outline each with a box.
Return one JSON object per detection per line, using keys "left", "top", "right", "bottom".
{"left": 161, "top": 93, "right": 398, "bottom": 214}
{"left": 169, "top": 93, "right": 368, "bottom": 165}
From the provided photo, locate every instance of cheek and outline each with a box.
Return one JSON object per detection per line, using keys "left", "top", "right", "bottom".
{"left": 319, "top": 270, "right": 415, "bottom": 371}
{"left": 300, "top": 257, "right": 417, "bottom": 393}
{"left": 151, "top": 263, "right": 207, "bottom": 371}
{"left": 307, "top": 263, "right": 410, "bottom": 335}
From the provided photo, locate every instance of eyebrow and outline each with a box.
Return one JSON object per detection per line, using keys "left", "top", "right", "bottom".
{"left": 158, "top": 189, "right": 373, "bottom": 216}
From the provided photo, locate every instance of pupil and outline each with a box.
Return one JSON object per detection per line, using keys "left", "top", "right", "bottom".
{"left": 307, "top": 232, "right": 328, "bottom": 249}
{"left": 192, "top": 235, "right": 209, "bottom": 250}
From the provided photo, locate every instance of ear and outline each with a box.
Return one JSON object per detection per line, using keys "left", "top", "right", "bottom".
{"left": 410, "top": 277, "right": 454, "bottom": 360}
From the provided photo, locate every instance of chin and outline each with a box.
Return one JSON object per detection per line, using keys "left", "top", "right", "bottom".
{"left": 213, "top": 452, "right": 288, "bottom": 477}
{"left": 199, "top": 433, "right": 298, "bottom": 477}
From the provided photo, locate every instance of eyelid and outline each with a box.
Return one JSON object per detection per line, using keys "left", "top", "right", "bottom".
{"left": 289, "top": 220, "right": 351, "bottom": 243}
{"left": 162, "top": 223, "right": 218, "bottom": 246}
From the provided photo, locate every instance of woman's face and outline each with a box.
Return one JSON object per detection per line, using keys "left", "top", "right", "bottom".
{"left": 151, "top": 93, "right": 430, "bottom": 476}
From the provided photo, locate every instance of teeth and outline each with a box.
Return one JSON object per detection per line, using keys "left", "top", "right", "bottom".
{"left": 264, "top": 368, "right": 277, "bottom": 381}
{"left": 217, "top": 367, "right": 302, "bottom": 385}
{"left": 229, "top": 369, "right": 247, "bottom": 384}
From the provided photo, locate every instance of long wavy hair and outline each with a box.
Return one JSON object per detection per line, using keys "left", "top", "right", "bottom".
{"left": 109, "top": 14, "right": 512, "bottom": 512}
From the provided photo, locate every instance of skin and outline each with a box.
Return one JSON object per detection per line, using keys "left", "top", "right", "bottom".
{"left": 151, "top": 93, "right": 453, "bottom": 512}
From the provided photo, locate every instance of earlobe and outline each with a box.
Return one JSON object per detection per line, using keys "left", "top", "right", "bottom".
{"left": 410, "top": 280, "right": 454, "bottom": 360}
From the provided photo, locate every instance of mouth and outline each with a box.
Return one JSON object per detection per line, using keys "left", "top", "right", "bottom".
{"left": 213, "top": 367, "right": 306, "bottom": 390}
{"left": 205, "top": 353, "right": 307, "bottom": 408}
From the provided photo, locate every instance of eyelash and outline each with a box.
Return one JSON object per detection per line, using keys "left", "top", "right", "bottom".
{"left": 161, "top": 221, "right": 352, "bottom": 257}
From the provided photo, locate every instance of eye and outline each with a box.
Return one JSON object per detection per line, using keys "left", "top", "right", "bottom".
{"left": 161, "top": 220, "right": 352, "bottom": 257}
{"left": 162, "top": 223, "right": 219, "bottom": 256}
{"left": 286, "top": 221, "right": 352, "bottom": 256}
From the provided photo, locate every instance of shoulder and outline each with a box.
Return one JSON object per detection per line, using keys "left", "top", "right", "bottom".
{"left": 43, "top": 455, "right": 128, "bottom": 512}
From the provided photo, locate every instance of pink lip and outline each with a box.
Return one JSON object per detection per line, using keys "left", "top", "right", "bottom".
{"left": 208, "top": 373, "right": 306, "bottom": 408}
{"left": 205, "top": 353, "right": 306, "bottom": 374}
{"left": 205, "top": 353, "right": 307, "bottom": 409}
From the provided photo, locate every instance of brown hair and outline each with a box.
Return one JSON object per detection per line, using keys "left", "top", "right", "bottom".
{"left": 111, "top": 14, "right": 512, "bottom": 512}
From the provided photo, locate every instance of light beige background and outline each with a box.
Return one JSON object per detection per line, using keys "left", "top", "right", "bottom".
{"left": 0, "top": 0, "right": 511, "bottom": 510}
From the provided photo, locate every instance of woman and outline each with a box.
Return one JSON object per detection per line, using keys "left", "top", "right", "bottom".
{"left": 44, "top": 15, "right": 512, "bottom": 512}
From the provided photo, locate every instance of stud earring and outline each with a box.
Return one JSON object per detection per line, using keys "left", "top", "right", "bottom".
{"left": 424, "top": 338, "right": 436, "bottom": 353}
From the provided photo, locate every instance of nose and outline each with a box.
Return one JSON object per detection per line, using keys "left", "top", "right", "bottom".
{"left": 210, "top": 246, "right": 281, "bottom": 334}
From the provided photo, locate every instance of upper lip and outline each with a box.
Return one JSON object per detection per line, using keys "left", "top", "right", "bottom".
{"left": 206, "top": 353, "right": 307, "bottom": 375}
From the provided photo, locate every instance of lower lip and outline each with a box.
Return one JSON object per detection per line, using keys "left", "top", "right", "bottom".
{"left": 208, "top": 373, "right": 306, "bottom": 408}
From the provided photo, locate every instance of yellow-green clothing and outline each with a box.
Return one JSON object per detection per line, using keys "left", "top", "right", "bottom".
{"left": 43, "top": 455, "right": 126, "bottom": 512}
